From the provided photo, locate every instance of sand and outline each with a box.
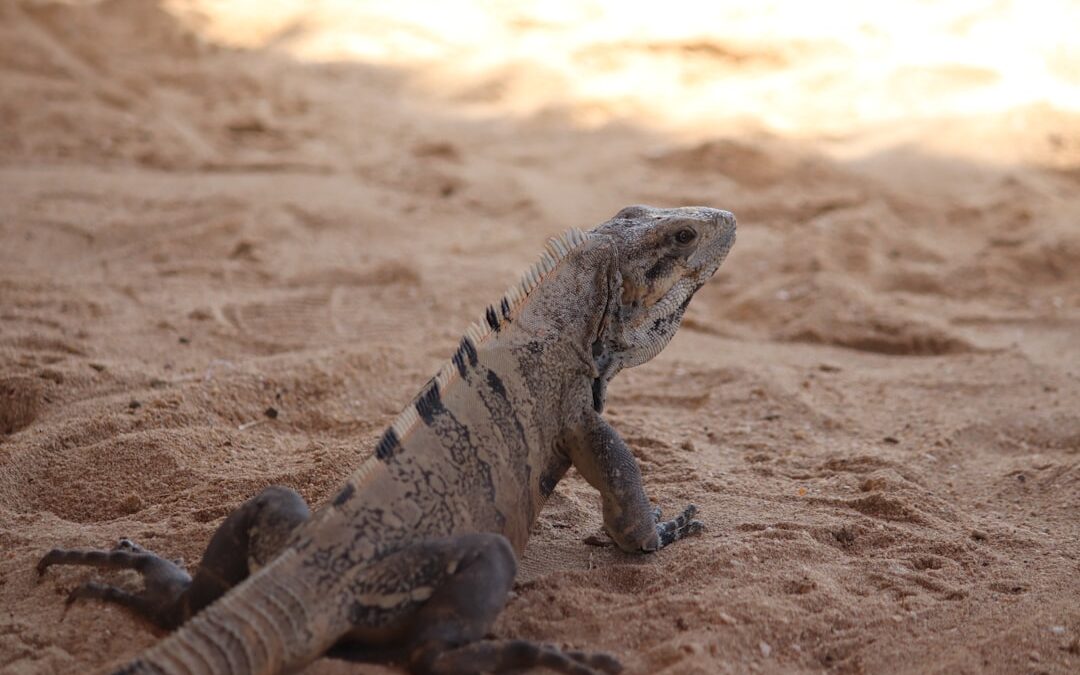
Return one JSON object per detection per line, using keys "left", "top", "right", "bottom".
{"left": 1, "top": 1, "right": 1078, "bottom": 673}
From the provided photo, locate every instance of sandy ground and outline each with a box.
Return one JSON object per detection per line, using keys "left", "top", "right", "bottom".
{"left": 1, "top": 1, "right": 1079, "bottom": 673}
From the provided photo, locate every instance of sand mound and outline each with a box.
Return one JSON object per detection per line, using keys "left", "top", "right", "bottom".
{"left": 723, "top": 274, "right": 974, "bottom": 355}
{"left": 0, "top": 377, "right": 44, "bottom": 435}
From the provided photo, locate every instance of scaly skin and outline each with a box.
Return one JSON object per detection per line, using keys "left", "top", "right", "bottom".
{"left": 38, "top": 205, "right": 736, "bottom": 675}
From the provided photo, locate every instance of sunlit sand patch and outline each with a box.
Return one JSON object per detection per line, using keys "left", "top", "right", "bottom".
{"left": 171, "top": 0, "right": 1080, "bottom": 143}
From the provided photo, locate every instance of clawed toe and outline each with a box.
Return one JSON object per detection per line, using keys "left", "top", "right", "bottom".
{"left": 66, "top": 581, "right": 113, "bottom": 605}
{"left": 35, "top": 540, "right": 192, "bottom": 629}
{"left": 655, "top": 504, "right": 704, "bottom": 548}
{"left": 678, "top": 504, "right": 698, "bottom": 524}
{"left": 37, "top": 549, "right": 62, "bottom": 575}
{"left": 113, "top": 538, "right": 144, "bottom": 553}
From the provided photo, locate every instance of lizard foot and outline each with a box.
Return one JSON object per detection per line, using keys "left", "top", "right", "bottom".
{"left": 62, "top": 579, "right": 163, "bottom": 619}
{"left": 112, "top": 537, "right": 144, "bottom": 553}
{"left": 37, "top": 538, "right": 187, "bottom": 578}
{"left": 655, "top": 504, "right": 704, "bottom": 548}
{"left": 36, "top": 539, "right": 192, "bottom": 629}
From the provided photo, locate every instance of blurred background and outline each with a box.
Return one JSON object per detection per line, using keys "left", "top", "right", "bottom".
{"left": 1, "top": 2, "right": 1078, "bottom": 674}
{"left": 179, "top": 0, "right": 1080, "bottom": 137}
{"left": 3, "top": 0, "right": 1078, "bottom": 354}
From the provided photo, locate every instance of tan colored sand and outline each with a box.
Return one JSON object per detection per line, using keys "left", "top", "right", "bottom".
{"left": 1, "top": 1, "right": 1078, "bottom": 673}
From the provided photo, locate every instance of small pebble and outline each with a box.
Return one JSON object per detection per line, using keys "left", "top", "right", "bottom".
{"left": 119, "top": 493, "right": 143, "bottom": 514}
{"left": 759, "top": 641, "right": 772, "bottom": 658}
{"left": 264, "top": 406, "right": 279, "bottom": 419}
{"left": 1049, "top": 626, "right": 1065, "bottom": 636}
{"left": 128, "top": 400, "right": 142, "bottom": 410}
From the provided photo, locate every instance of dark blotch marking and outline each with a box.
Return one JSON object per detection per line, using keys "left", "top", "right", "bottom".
{"left": 461, "top": 336, "right": 479, "bottom": 366}
{"left": 500, "top": 297, "right": 512, "bottom": 322}
{"left": 477, "top": 368, "right": 526, "bottom": 452}
{"left": 486, "top": 369, "right": 508, "bottom": 399}
{"left": 375, "top": 427, "right": 401, "bottom": 461}
{"left": 644, "top": 253, "right": 677, "bottom": 282}
{"left": 539, "top": 476, "right": 558, "bottom": 497}
{"left": 486, "top": 306, "right": 501, "bottom": 331}
{"left": 651, "top": 294, "right": 694, "bottom": 333}
{"left": 452, "top": 335, "right": 479, "bottom": 377}
{"left": 415, "top": 391, "right": 499, "bottom": 514}
{"left": 415, "top": 381, "right": 445, "bottom": 425}
{"left": 452, "top": 351, "right": 467, "bottom": 378}
{"left": 332, "top": 482, "right": 355, "bottom": 506}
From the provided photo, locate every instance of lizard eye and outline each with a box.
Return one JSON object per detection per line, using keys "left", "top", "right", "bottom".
{"left": 674, "top": 228, "right": 697, "bottom": 245}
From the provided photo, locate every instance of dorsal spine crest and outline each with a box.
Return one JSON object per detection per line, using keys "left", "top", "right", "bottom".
{"left": 345, "top": 228, "right": 590, "bottom": 484}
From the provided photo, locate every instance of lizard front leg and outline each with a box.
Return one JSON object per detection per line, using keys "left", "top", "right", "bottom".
{"left": 567, "top": 411, "right": 703, "bottom": 552}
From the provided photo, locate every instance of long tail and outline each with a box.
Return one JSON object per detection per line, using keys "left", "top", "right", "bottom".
{"left": 112, "top": 550, "right": 330, "bottom": 675}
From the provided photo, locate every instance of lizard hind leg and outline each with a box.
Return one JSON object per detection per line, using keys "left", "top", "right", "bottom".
{"left": 183, "top": 484, "right": 311, "bottom": 616}
{"left": 36, "top": 485, "right": 311, "bottom": 629}
{"left": 36, "top": 537, "right": 193, "bottom": 629}
{"left": 378, "top": 533, "right": 620, "bottom": 675}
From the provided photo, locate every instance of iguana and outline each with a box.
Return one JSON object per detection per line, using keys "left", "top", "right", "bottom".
{"left": 37, "top": 205, "right": 737, "bottom": 675}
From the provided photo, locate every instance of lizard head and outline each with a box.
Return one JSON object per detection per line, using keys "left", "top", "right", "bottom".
{"left": 588, "top": 204, "right": 736, "bottom": 409}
